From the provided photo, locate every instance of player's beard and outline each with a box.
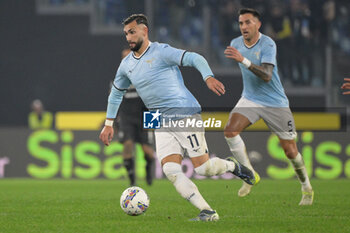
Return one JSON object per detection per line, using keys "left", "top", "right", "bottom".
{"left": 130, "top": 38, "right": 143, "bottom": 52}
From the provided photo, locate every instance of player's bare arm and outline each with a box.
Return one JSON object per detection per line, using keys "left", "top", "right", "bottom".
{"left": 205, "top": 76, "right": 225, "bottom": 96}
{"left": 248, "top": 63, "right": 273, "bottom": 82}
{"left": 224, "top": 46, "right": 272, "bottom": 82}
{"left": 341, "top": 78, "right": 350, "bottom": 95}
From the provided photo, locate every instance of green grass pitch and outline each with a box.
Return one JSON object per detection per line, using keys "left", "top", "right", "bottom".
{"left": 1, "top": 179, "right": 349, "bottom": 233}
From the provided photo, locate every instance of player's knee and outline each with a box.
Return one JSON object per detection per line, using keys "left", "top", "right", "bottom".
{"left": 224, "top": 126, "right": 240, "bottom": 138}
{"left": 284, "top": 147, "right": 298, "bottom": 159}
{"left": 162, "top": 162, "right": 182, "bottom": 183}
{"left": 195, "top": 159, "right": 216, "bottom": 176}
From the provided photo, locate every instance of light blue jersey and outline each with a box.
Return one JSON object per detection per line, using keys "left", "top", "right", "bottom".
{"left": 230, "top": 33, "right": 289, "bottom": 107}
{"left": 106, "top": 42, "right": 214, "bottom": 118}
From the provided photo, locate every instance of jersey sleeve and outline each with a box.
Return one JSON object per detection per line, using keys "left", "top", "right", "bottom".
{"left": 106, "top": 87, "right": 125, "bottom": 118}
{"left": 182, "top": 52, "right": 214, "bottom": 81}
{"left": 261, "top": 39, "right": 277, "bottom": 66}
{"left": 106, "top": 64, "right": 130, "bottom": 118}
{"left": 159, "top": 43, "right": 186, "bottom": 66}
{"left": 113, "top": 65, "right": 131, "bottom": 90}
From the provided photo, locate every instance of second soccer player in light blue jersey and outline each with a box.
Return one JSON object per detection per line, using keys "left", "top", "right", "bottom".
{"left": 224, "top": 8, "right": 313, "bottom": 205}
{"left": 99, "top": 14, "right": 259, "bottom": 221}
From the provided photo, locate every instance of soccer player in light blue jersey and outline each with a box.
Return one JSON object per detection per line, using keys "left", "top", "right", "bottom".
{"left": 99, "top": 14, "right": 259, "bottom": 221}
{"left": 224, "top": 8, "right": 313, "bottom": 205}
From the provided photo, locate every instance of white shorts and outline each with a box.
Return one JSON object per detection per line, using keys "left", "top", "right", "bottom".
{"left": 232, "top": 97, "right": 297, "bottom": 140}
{"left": 154, "top": 114, "right": 209, "bottom": 162}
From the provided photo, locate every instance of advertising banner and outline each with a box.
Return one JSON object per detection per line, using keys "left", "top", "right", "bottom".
{"left": 0, "top": 128, "right": 349, "bottom": 179}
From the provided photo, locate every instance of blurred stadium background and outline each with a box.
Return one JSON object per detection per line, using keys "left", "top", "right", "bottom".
{"left": 0, "top": 0, "right": 349, "bottom": 180}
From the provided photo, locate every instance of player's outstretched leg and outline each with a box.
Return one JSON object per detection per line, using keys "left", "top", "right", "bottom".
{"left": 163, "top": 162, "right": 219, "bottom": 222}
{"left": 226, "top": 157, "right": 260, "bottom": 185}
{"left": 225, "top": 135, "right": 259, "bottom": 196}
{"left": 193, "top": 156, "right": 258, "bottom": 185}
{"left": 290, "top": 153, "right": 313, "bottom": 205}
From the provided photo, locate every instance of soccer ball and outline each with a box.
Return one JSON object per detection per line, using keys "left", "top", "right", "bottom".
{"left": 120, "top": 186, "right": 150, "bottom": 216}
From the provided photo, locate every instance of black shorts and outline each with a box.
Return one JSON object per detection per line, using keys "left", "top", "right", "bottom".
{"left": 116, "top": 115, "right": 153, "bottom": 145}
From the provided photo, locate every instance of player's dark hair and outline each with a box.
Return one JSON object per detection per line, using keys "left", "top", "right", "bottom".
{"left": 239, "top": 8, "right": 261, "bottom": 21}
{"left": 122, "top": 14, "right": 149, "bottom": 28}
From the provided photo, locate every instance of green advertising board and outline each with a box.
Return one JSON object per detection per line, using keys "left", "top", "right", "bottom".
{"left": 0, "top": 128, "right": 349, "bottom": 179}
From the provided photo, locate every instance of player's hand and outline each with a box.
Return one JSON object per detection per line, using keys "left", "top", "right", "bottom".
{"left": 341, "top": 78, "right": 350, "bottom": 95}
{"left": 224, "top": 46, "right": 244, "bottom": 63}
{"left": 206, "top": 77, "right": 225, "bottom": 96}
{"left": 99, "top": 126, "right": 114, "bottom": 146}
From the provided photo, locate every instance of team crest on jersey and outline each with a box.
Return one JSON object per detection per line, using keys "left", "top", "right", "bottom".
{"left": 145, "top": 58, "right": 155, "bottom": 67}
{"left": 254, "top": 50, "right": 261, "bottom": 60}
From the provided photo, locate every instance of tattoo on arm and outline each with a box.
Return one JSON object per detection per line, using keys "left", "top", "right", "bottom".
{"left": 248, "top": 63, "right": 273, "bottom": 82}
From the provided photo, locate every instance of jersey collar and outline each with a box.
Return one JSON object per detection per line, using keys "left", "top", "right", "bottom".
{"left": 244, "top": 33, "right": 261, "bottom": 49}
{"left": 132, "top": 41, "right": 152, "bottom": 60}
